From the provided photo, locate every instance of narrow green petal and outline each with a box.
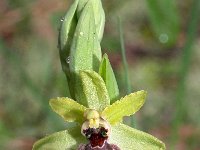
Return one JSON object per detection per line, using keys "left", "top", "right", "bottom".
{"left": 110, "top": 123, "right": 166, "bottom": 150}
{"left": 102, "top": 90, "right": 147, "bottom": 125}
{"left": 99, "top": 54, "right": 119, "bottom": 103}
{"left": 49, "top": 97, "right": 87, "bottom": 124}
{"left": 78, "top": 70, "right": 110, "bottom": 111}
{"left": 33, "top": 126, "right": 86, "bottom": 150}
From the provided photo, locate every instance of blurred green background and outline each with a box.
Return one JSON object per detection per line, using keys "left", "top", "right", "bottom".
{"left": 0, "top": 0, "right": 200, "bottom": 149}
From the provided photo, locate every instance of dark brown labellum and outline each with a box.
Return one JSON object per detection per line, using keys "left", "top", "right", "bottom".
{"left": 77, "top": 142, "right": 120, "bottom": 150}
{"left": 83, "top": 127, "right": 108, "bottom": 148}
{"left": 77, "top": 127, "right": 120, "bottom": 150}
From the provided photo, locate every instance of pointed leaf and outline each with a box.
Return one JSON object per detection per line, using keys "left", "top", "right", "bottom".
{"left": 99, "top": 54, "right": 119, "bottom": 103}
{"left": 110, "top": 123, "right": 166, "bottom": 150}
{"left": 49, "top": 97, "right": 87, "bottom": 124}
{"left": 70, "top": 1, "right": 101, "bottom": 73}
{"left": 33, "top": 126, "right": 86, "bottom": 150}
{"left": 77, "top": 70, "right": 110, "bottom": 111}
{"left": 102, "top": 90, "right": 147, "bottom": 125}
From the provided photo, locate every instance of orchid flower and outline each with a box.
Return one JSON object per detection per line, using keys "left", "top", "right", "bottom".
{"left": 33, "top": 70, "right": 165, "bottom": 150}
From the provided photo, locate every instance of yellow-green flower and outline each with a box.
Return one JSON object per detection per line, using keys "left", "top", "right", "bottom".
{"left": 33, "top": 71, "right": 165, "bottom": 150}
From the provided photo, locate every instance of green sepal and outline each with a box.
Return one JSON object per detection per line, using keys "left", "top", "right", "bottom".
{"left": 49, "top": 97, "right": 87, "bottom": 124}
{"left": 110, "top": 123, "right": 166, "bottom": 150}
{"left": 77, "top": 70, "right": 110, "bottom": 111}
{"left": 102, "top": 90, "right": 147, "bottom": 125}
{"left": 99, "top": 54, "right": 119, "bottom": 103}
{"left": 32, "top": 126, "right": 86, "bottom": 150}
{"left": 70, "top": 1, "right": 101, "bottom": 73}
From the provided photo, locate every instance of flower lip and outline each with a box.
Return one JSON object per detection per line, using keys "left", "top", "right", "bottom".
{"left": 83, "top": 127, "right": 108, "bottom": 148}
{"left": 81, "top": 109, "right": 112, "bottom": 148}
{"left": 77, "top": 140, "right": 121, "bottom": 150}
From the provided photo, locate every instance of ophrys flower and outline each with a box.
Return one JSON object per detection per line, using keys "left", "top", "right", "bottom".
{"left": 32, "top": 71, "right": 165, "bottom": 150}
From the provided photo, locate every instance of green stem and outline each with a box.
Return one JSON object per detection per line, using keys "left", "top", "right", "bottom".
{"left": 118, "top": 17, "right": 132, "bottom": 94}
{"left": 118, "top": 17, "right": 136, "bottom": 127}
{"left": 172, "top": 0, "right": 200, "bottom": 147}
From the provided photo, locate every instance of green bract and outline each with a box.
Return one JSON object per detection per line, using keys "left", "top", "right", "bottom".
{"left": 58, "top": 0, "right": 105, "bottom": 99}
{"left": 70, "top": 1, "right": 101, "bottom": 73}
{"left": 58, "top": 0, "right": 78, "bottom": 78}
{"left": 99, "top": 54, "right": 119, "bottom": 103}
{"left": 78, "top": 70, "right": 110, "bottom": 111}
